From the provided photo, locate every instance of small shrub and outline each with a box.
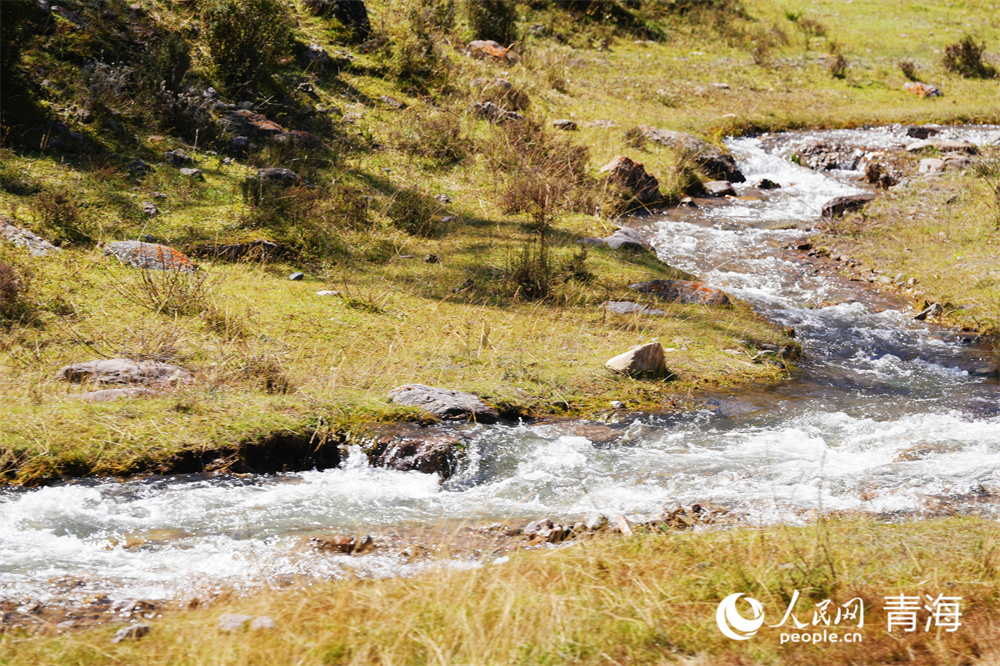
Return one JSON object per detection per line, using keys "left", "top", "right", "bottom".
{"left": 202, "top": 0, "right": 293, "bottom": 94}
{"left": 136, "top": 33, "right": 191, "bottom": 93}
{"left": 0, "top": 262, "right": 33, "bottom": 325}
{"left": 505, "top": 230, "right": 552, "bottom": 301}
{"left": 942, "top": 35, "right": 997, "bottom": 79}
{"left": 382, "top": 1, "right": 453, "bottom": 90}
{"left": 797, "top": 17, "right": 826, "bottom": 38}
{"left": 82, "top": 62, "right": 132, "bottom": 122}
{"left": 783, "top": 8, "right": 803, "bottom": 22}
{"left": 383, "top": 188, "right": 448, "bottom": 237}
{"left": 830, "top": 53, "right": 848, "bottom": 79}
{"left": 113, "top": 268, "right": 214, "bottom": 317}
{"left": 240, "top": 352, "right": 294, "bottom": 394}
{"left": 899, "top": 60, "right": 920, "bottom": 81}
{"left": 623, "top": 127, "right": 648, "bottom": 150}
{"left": 391, "top": 111, "right": 467, "bottom": 164}
{"left": 31, "top": 189, "right": 91, "bottom": 246}
{"left": 464, "top": 0, "right": 518, "bottom": 45}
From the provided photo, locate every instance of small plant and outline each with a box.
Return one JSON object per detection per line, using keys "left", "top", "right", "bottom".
{"left": 113, "top": 267, "right": 215, "bottom": 317}
{"left": 783, "top": 8, "right": 803, "bottom": 22}
{"left": 239, "top": 351, "right": 294, "bottom": 394}
{"left": 31, "top": 189, "right": 91, "bottom": 246}
{"left": 381, "top": 1, "right": 454, "bottom": 90}
{"left": 797, "top": 17, "right": 826, "bottom": 39}
{"left": 829, "top": 53, "right": 848, "bottom": 79}
{"left": 506, "top": 228, "right": 553, "bottom": 301}
{"left": 0, "top": 261, "right": 34, "bottom": 326}
{"left": 464, "top": 0, "right": 518, "bottom": 45}
{"left": 942, "top": 35, "right": 997, "bottom": 79}
{"left": 899, "top": 59, "right": 920, "bottom": 81}
{"left": 391, "top": 111, "right": 467, "bottom": 164}
{"left": 202, "top": 0, "right": 292, "bottom": 95}
{"left": 383, "top": 188, "right": 448, "bottom": 237}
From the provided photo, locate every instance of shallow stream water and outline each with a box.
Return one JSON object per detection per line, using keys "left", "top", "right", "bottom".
{"left": 2, "top": 125, "right": 998, "bottom": 606}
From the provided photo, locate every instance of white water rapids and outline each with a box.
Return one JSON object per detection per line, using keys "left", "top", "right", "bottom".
{"left": 2, "top": 126, "right": 998, "bottom": 605}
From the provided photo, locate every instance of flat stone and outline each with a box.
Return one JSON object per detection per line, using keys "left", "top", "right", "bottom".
{"left": 289, "top": 272, "right": 304, "bottom": 281}
{"left": 469, "top": 101, "right": 523, "bottom": 123}
{"left": 704, "top": 180, "right": 736, "bottom": 197}
{"left": 468, "top": 40, "right": 519, "bottom": 64}
{"left": 935, "top": 140, "right": 977, "bottom": 154}
{"left": 112, "top": 624, "right": 150, "bottom": 643}
{"left": 257, "top": 167, "right": 301, "bottom": 187}
{"left": 388, "top": 384, "right": 499, "bottom": 424}
{"left": 629, "top": 279, "right": 731, "bottom": 306}
{"left": 72, "top": 388, "right": 155, "bottom": 402}
{"left": 218, "top": 614, "right": 253, "bottom": 632}
{"left": 603, "top": 301, "right": 666, "bottom": 316}
{"left": 0, "top": 216, "right": 59, "bottom": 256}
{"left": 606, "top": 342, "right": 667, "bottom": 375}
{"left": 603, "top": 227, "right": 651, "bottom": 251}
{"left": 919, "top": 158, "right": 944, "bottom": 174}
{"left": 820, "top": 194, "right": 876, "bottom": 219}
{"left": 906, "top": 139, "right": 937, "bottom": 152}
{"left": 56, "top": 359, "right": 193, "bottom": 386}
{"left": 104, "top": 241, "right": 199, "bottom": 271}
{"left": 249, "top": 616, "right": 276, "bottom": 631}
{"left": 552, "top": 119, "right": 578, "bottom": 131}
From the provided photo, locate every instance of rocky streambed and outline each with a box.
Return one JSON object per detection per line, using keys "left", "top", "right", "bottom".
{"left": 2, "top": 125, "right": 998, "bottom": 633}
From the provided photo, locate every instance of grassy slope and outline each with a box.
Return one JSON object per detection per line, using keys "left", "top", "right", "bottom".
{"left": 2, "top": 517, "right": 998, "bottom": 665}
{"left": 0, "top": 4, "right": 996, "bottom": 485}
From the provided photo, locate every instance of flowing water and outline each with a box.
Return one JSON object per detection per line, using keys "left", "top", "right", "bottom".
{"left": 2, "top": 126, "right": 998, "bottom": 606}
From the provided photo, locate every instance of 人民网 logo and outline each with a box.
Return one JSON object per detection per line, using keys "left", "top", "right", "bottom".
{"left": 716, "top": 593, "right": 765, "bottom": 640}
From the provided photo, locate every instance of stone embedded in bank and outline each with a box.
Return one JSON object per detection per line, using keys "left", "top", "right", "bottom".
{"left": 629, "top": 279, "right": 731, "bottom": 306}
{"left": 104, "top": 240, "right": 199, "bottom": 271}
{"left": 388, "top": 384, "right": 500, "bottom": 423}
{"left": 56, "top": 358, "right": 194, "bottom": 385}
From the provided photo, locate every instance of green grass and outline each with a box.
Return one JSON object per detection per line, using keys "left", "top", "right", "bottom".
{"left": 1, "top": 0, "right": 998, "bottom": 483}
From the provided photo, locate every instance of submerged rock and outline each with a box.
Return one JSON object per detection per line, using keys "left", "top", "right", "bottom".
{"left": 703, "top": 180, "right": 736, "bottom": 197}
{"left": 370, "top": 429, "right": 470, "bottom": 478}
{"left": 388, "top": 384, "right": 499, "bottom": 423}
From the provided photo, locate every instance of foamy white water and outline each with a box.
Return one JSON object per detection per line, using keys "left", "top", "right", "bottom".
{"left": 2, "top": 127, "right": 997, "bottom": 604}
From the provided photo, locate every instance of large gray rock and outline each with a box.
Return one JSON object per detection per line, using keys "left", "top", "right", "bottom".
{"left": 604, "top": 227, "right": 651, "bottom": 251}
{"left": 388, "top": 384, "right": 499, "bottom": 423}
{"left": 56, "top": 359, "right": 194, "bottom": 386}
{"left": 820, "top": 194, "right": 876, "bottom": 219}
{"left": 104, "top": 241, "right": 199, "bottom": 271}
{"left": 605, "top": 342, "right": 667, "bottom": 375}
{"left": 0, "top": 216, "right": 59, "bottom": 256}
{"left": 636, "top": 127, "right": 745, "bottom": 182}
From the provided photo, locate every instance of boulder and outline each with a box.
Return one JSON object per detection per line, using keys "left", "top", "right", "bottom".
{"left": 902, "top": 82, "right": 943, "bottom": 98}
{"left": 603, "top": 301, "right": 666, "bottom": 316}
{"left": 629, "top": 279, "right": 731, "bottom": 306}
{"left": 820, "top": 194, "right": 876, "bottom": 219}
{"left": 635, "top": 127, "right": 745, "bottom": 182}
{"left": 57, "top": 359, "right": 193, "bottom": 386}
{"left": 179, "top": 168, "right": 204, "bottom": 180}
{"left": 163, "top": 149, "right": 193, "bottom": 167}
{"left": 468, "top": 40, "right": 519, "bottom": 64}
{"left": 935, "top": 140, "right": 978, "bottom": 154}
{"left": 0, "top": 216, "right": 59, "bottom": 256}
{"left": 104, "top": 241, "right": 199, "bottom": 271}
{"left": 704, "top": 180, "right": 736, "bottom": 197}
{"left": 470, "top": 101, "right": 523, "bottom": 123}
{"left": 599, "top": 156, "right": 661, "bottom": 206}
{"left": 303, "top": 0, "right": 371, "bottom": 40}
{"left": 919, "top": 158, "right": 944, "bottom": 174}
{"left": 256, "top": 167, "right": 301, "bottom": 187}
{"left": 388, "top": 384, "right": 499, "bottom": 423}
{"left": 603, "top": 227, "right": 651, "bottom": 251}
{"left": 371, "top": 430, "right": 469, "bottom": 478}
{"left": 605, "top": 342, "right": 667, "bottom": 375}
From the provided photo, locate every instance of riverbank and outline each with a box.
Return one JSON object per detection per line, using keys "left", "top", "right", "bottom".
{"left": 3, "top": 515, "right": 998, "bottom": 665}
{"left": 2, "top": 0, "right": 998, "bottom": 484}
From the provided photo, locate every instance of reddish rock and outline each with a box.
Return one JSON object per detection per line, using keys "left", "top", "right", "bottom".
{"left": 629, "top": 279, "right": 731, "bottom": 306}
{"left": 307, "top": 535, "right": 375, "bottom": 554}
{"left": 226, "top": 109, "right": 285, "bottom": 138}
{"left": 468, "top": 40, "right": 519, "bottom": 64}
{"left": 902, "top": 82, "right": 943, "bottom": 98}
{"left": 599, "top": 156, "right": 662, "bottom": 205}
{"left": 104, "top": 241, "right": 199, "bottom": 272}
